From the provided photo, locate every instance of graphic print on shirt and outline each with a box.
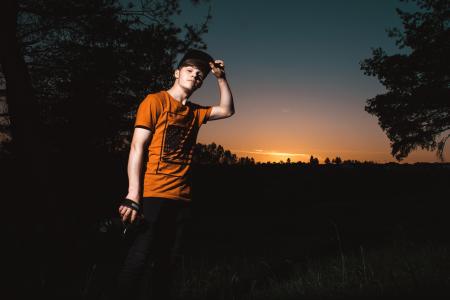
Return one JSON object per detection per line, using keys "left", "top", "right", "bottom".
{"left": 157, "top": 110, "right": 197, "bottom": 177}
{"left": 164, "top": 125, "right": 187, "bottom": 154}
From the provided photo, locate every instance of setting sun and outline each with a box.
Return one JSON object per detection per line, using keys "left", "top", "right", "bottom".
{"left": 232, "top": 149, "right": 312, "bottom": 163}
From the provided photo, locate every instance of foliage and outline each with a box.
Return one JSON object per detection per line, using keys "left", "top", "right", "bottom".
{"left": 193, "top": 142, "right": 240, "bottom": 165}
{"left": 332, "top": 156, "right": 342, "bottom": 164}
{"left": 0, "top": 89, "right": 12, "bottom": 154}
{"left": 309, "top": 155, "right": 319, "bottom": 165}
{"left": 360, "top": 0, "right": 450, "bottom": 161}
{"left": 16, "top": 0, "right": 211, "bottom": 152}
{"left": 192, "top": 142, "right": 260, "bottom": 165}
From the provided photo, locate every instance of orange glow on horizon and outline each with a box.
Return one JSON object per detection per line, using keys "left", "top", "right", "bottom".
{"left": 228, "top": 148, "right": 450, "bottom": 164}
{"left": 233, "top": 149, "right": 310, "bottom": 162}
{"left": 195, "top": 88, "right": 450, "bottom": 165}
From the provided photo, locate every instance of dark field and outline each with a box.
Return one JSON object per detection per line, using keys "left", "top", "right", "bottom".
{"left": 3, "top": 155, "right": 450, "bottom": 299}
{"left": 186, "top": 163, "right": 450, "bottom": 299}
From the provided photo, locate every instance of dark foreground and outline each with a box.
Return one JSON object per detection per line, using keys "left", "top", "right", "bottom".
{"left": 3, "top": 154, "right": 450, "bottom": 299}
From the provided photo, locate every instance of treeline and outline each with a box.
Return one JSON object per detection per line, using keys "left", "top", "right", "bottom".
{"left": 193, "top": 142, "right": 255, "bottom": 165}
{"left": 193, "top": 148, "right": 450, "bottom": 167}
{"left": 192, "top": 145, "right": 375, "bottom": 166}
{"left": 310, "top": 155, "right": 374, "bottom": 166}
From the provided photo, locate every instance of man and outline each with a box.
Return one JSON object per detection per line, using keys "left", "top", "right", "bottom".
{"left": 116, "top": 49, "right": 235, "bottom": 299}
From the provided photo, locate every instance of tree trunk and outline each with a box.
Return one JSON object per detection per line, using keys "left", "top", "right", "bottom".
{"left": 0, "top": 1, "right": 48, "bottom": 298}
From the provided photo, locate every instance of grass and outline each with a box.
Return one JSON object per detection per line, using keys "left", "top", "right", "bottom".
{"left": 6, "top": 162, "right": 448, "bottom": 299}
{"left": 172, "top": 240, "right": 450, "bottom": 299}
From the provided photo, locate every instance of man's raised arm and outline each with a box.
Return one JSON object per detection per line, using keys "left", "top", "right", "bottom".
{"left": 207, "top": 59, "right": 235, "bottom": 121}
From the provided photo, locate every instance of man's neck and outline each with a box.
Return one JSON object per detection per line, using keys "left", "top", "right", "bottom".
{"left": 166, "top": 85, "right": 192, "bottom": 105}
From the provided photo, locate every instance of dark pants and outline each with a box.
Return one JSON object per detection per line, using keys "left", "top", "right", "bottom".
{"left": 115, "top": 197, "right": 190, "bottom": 300}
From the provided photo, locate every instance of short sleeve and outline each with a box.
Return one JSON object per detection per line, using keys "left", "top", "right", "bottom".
{"left": 197, "top": 105, "right": 213, "bottom": 126}
{"left": 134, "top": 95, "right": 163, "bottom": 132}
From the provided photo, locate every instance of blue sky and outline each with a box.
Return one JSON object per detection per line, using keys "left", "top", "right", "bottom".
{"left": 171, "top": 0, "right": 449, "bottom": 163}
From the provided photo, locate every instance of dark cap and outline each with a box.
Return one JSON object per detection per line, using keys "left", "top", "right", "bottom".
{"left": 177, "top": 49, "right": 214, "bottom": 78}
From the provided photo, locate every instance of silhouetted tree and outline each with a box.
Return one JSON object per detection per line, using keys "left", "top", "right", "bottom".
{"left": 360, "top": 0, "right": 450, "bottom": 161}
{"left": 0, "top": 70, "right": 8, "bottom": 152}
{"left": 221, "top": 149, "right": 232, "bottom": 164}
{"left": 16, "top": 0, "right": 211, "bottom": 153}
{"left": 224, "top": 150, "right": 237, "bottom": 164}
{"left": 286, "top": 157, "right": 291, "bottom": 164}
{"left": 240, "top": 156, "right": 254, "bottom": 165}
{"left": 0, "top": 0, "right": 48, "bottom": 158}
{"left": 0, "top": 0, "right": 52, "bottom": 296}
{"left": 309, "top": 155, "right": 319, "bottom": 166}
{"left": 332, "top": 156, "right": 342, "bottom": 164}
{"left": 193, "top": 142, "right": 240, "bottom": 165}
{"left": 217, "top": 144, "right": 224, "bottom": 163}
{"left": 0, "top": 88, "right": 11, "bottom": 154}
{"left": 206, "top": 142, "right": 219, "bottom": 164}
{"left": 324, "top": 157, "right": 331, "bottom": 164}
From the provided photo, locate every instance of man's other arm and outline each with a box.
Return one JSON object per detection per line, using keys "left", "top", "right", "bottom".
{"left": 120, "top": 128, "right": 152, "bottom": 223}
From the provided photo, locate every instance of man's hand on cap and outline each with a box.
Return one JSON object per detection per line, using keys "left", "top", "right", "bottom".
{"left": 210, "top": 60, "right": 225, "bottom": 79}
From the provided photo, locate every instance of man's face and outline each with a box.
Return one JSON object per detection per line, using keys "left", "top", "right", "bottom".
{"left": 176, "top": 65, "right": 204, "bottom": 92}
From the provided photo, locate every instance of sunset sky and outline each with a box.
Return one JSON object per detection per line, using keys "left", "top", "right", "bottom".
{"left": 178, "top": 0, "right": 449, "bottom": 163}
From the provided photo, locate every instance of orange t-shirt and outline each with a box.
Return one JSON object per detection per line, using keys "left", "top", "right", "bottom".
{"left": 134, "top": 90, "right": 212, "bottom": 201}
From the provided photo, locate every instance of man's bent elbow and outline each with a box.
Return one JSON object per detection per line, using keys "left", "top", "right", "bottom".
{"left": 226, "top": 110, "right": 235, "bottom": 117}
